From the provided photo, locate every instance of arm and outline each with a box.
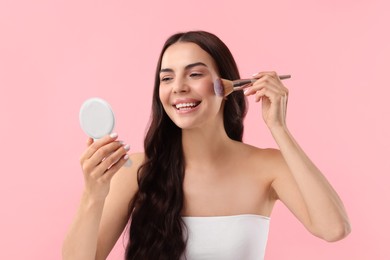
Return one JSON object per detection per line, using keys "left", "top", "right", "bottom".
{"left": 269, "top": 129, "right": 350, "bottom": 241}
{"left": 62, "top": 135, "right": 139, "bottom": 260}
{"left": 62, "top": 193, "right": 107, "bottom": 260}
{"left": 95, "top": 153, "right": 141, "bottom": 259}
{"left": 246, "top": 72, "right": 351, "bottom": 241}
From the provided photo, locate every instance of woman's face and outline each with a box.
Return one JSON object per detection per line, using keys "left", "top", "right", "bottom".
{"left": 159, "top": 42, "right": 223, "bottom": 130}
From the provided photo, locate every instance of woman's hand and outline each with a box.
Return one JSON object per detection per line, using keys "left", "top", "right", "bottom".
{"left": 244, "top": 71, "right": 289, "bottom": 130}
{"left": 79, "top": 133, "right": 130, "bottom": 201}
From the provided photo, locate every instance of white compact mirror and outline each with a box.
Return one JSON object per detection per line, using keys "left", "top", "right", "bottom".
{"left": 79, "top": 97, "right": 115, "bottom": 139}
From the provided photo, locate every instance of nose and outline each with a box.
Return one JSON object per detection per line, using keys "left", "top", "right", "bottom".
{"left": 172, "top": 78, "right": 189, "bottom": 94}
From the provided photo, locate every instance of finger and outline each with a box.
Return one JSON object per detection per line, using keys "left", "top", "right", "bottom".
{"left": 254, "top": 84, "right": 289, "bottom": 103}
{"left": 87, "top": 137, "right": 93, "bottom": 146}
{"left": 82, "top": 141, "right": 124, "bottom": 175}
{"left": 251, "top": 71, "right": 279, "bottom": 80}
{"left": 252, "top": 72, "right": 289, "bottom": 92}
{"left": 254, "top": 88, "right": 266, "bottom": 102}
{"left": 88, "top": 141, "right": 126, "bottom": 168}
{"left": 94, "top": 143, "right": 130, "bottom": 175}
{"left": 255, "top": 75, "right": 288, "bottom": 93}
{"left": 80, "top": 138, "right": 94, "bottom": 163}
{"left": 80, "top": 133, "right": 119, "bottom": 163}
{"left": 254, "top": 88, "right": 282, "bottom": 103}
{"left": 101, "top": 154, "right": 130, "bottom": 181}
{"left": 80, "top": 137, "right": 95, "bottom": 162}
{"left": 254, "top": 74, "right": 284, "bottom": 87}
{"left": 245, "top": 80, "right": 285, "bottom": 97}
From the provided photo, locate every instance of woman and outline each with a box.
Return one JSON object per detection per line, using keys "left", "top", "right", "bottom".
{"left": 62, "top": 31, "right": 351, "bottom": 260}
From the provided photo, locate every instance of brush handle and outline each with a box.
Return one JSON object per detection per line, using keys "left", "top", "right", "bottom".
{"left": 232, "top": 79, "right": 256, "bottom": 87}
{"left": 233, "top": 74, "right": 291, "bottom": 91}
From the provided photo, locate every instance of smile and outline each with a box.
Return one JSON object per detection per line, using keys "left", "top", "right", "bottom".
{"left": 174, "top": 102, "right": 201, "bottom": 111}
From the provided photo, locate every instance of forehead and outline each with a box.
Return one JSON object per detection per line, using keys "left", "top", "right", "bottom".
{"left": 161, "top": 42, "right": 217, "bottom": 70}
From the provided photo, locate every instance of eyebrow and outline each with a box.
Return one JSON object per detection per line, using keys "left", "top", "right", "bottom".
{"left": 160, "top": 62, "right": 208, "bottom": 73}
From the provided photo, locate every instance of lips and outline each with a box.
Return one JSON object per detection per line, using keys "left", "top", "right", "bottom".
{"left": 174, "top": 102, "right": 201, "bottom": 110}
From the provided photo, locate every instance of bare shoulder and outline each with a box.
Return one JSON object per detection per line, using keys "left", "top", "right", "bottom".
{"left": 106, "top": 152, "right": 145, "bottom": 216}
{"left": 110, "top": 152, "right": 145, "bottom": 191}
{"left": 239, "top": 143, "right": 284, "bottom": 169}
{"left": 107, "top": 152, "right": 145, "bottom": 206}
{"left": 239, "top": 144, "right": 290, "bottom": 185}
{"left": 244, "top": 146, "right": 299, "bottom": 201}
{"left": 124, "top": 152, "right": 145, "bottom": 169}
{"left": 245, "top": 145, "right": 281, "bottom": 158}
{"left": 229, "top": 143, "right": 285, "bottom": 213}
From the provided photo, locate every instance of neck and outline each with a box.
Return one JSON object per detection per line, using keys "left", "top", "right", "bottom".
{"left": 182, "top": 122, "right": 233, "bottom": 168}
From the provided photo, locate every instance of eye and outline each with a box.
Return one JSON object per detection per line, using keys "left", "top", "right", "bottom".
{"left": 160, "top": 76, "right": 173, "bottom": 82}
{"left": 190, "top": 72, "right": 203, "bottom": 78}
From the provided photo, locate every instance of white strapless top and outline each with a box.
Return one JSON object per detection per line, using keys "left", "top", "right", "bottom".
{"left": 181, "top": 214, "right": 270, "bottom": 260}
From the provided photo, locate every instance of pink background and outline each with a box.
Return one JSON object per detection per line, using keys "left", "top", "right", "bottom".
{"left": 0, "top": 0, "right": 389, "bottom": 259}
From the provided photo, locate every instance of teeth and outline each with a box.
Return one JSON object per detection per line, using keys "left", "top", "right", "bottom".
{"left": 175, "top": 102, "right": 198, "bottom": 109}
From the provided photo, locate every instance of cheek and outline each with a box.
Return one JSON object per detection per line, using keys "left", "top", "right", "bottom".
{"left": 197, "top": 80, "right": 215, "bottom": 96}
{"left": 159, "top": 86, "right": 169, "bottom": 104}
{"left": 199, "top": 81, "right": 223, "bottom": 112}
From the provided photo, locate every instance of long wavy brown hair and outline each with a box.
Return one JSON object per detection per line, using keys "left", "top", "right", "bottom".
{"left": 125, "top": 31, "right": 247, "bottom": 260}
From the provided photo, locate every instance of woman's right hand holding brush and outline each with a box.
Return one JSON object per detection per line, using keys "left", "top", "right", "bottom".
{"left": 244, "top": 71, "right": 289, "bottom": 130}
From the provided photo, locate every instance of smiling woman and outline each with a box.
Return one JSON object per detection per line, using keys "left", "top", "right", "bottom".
{"left": 62, "top": 30, "right": 351, "bottom": 260}
{"left": 160, "top": 61, "right": 207, "bottom": 114}
{"left": 159, "top": 44, "right": 222, "bottom": 129}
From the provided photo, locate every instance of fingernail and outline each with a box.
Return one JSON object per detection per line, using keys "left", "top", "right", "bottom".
{"left": 252, "top": 72, "right": 259, "bottom": 77}
{"left": 124, "top": 144, "right": 130, "bottom": 151}
{"left": 110, "top": 132, "right": 118, "bottom": 138}
{"left": 124, "top": 154, "right": 129, "bottom": 160}
{"left": 119, "top": 140, "right": 125, "bottom": 145}
{"left": 244, "top": 89, "right": 250, "bottom": 95}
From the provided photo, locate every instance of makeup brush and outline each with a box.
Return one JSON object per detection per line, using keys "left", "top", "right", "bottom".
{"left": 214, "top": 75, "right": 291, "bottom": 97}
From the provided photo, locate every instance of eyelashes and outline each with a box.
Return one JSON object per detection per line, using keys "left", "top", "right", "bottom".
{"left": 160, "top": 72, "right": 204, "bottom": 83}
{"left": 161, "top": 76, "right": 173, "bottom": 82}
{"left": 189, "top": 72, "right": 203, "bottom": 78}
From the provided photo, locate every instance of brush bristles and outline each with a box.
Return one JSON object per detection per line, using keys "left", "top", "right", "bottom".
{"left": 214, "top": 78, "right": 235, "bottom": 97}
{"left": 213, "top": 78, "right": 225, "bottom": 97}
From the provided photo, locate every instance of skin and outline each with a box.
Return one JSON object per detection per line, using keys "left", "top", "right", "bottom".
{"left": 62, "top": 42, "right": 351, "bottom": 260}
